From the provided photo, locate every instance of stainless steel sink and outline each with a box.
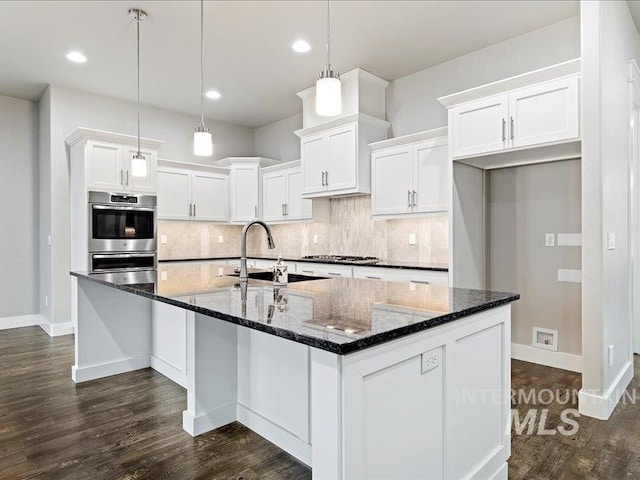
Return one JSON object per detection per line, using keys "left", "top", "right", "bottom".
{"left": 227, "top": 271, "right": 327, "bottom": 283}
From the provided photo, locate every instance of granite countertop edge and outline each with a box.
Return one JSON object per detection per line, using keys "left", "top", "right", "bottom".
{"left": 70, "top": 271, "right": 519, "bottom": 355}
{"left": 158, "top": 256, "right": 449, "bottom": 272}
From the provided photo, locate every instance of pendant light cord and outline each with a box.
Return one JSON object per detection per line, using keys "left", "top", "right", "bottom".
{"left": 325, "top": 0, "right": 330, "bottom": 69}
{"left": 200, "top": 0, "right": 205, "bottom": 128}
{"left": 136, "top": 11, "right": 141, "bottom": 155}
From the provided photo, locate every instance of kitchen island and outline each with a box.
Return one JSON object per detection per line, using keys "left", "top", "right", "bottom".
{"left": 70, "top": 261, "right": 518, "bottom": 480}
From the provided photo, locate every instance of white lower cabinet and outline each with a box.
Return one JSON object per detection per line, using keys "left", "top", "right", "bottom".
{"left": 295, "top": 262, "right": 353, "bottom": 278}
{"left": 352, "top": 265, "right": 449, "bottom": 286}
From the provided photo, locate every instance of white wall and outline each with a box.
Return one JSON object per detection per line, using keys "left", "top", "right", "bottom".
{"left": 0, "top": 95, "right": 39, "bottom": 318}
{"left": 580, "top": 0, "right": 639, "bottom": 417}
{"left": 40, "top": 84, "right": 255, "bottom": 327}
{"left": 254, "top": 113, "right": 302, "bottom": 162}
{"left": 386, "top": 16, "right": 581, "bottom": 136}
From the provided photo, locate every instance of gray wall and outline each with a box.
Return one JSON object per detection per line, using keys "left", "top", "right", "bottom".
{"left": 0, "top": 95, "right": 39, "bottom": 318}
{"left": 254, "top": 113, "right": 303, "bottom": 162}
{"left": 42, "top": 84, "right": 255, "bottom": 325}
{"left": 386, "top": 16, "right": 581, "bottom": 136}
{"left": 487, "top": 160, "right": 582, "bottom": 355}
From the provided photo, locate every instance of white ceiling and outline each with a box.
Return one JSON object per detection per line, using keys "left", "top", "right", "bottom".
{"left": 0, "top": 1, "right": 578, "bottom": 128}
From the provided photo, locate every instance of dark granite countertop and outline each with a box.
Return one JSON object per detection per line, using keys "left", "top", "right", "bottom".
{"left": 159, "top": 255, "right": 449, "bottom": 272}
{"left": 70, "top": 262, "right": 517, "bottom": 355}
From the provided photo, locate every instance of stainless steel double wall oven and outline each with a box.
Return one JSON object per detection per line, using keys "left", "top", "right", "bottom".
{"left": 88, "top": 191, "right": 157, "bottom": 273}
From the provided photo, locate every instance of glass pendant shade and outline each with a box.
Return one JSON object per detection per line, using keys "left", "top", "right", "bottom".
{"left": 131, "top": 154, "right": 147, "bottom": 177}
{"left": 316, "top": 76, "right": 342, "bottom": 117}
{"left": 194, "top": 128, "right": 213, "bottom": 157}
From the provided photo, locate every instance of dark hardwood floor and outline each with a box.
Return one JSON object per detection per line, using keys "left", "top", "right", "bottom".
{"left": 1, "top": 327, "right": 639, "bottom": 479}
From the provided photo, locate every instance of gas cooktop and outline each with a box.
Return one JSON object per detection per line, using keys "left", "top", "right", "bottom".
{"left": 301, "top": 255, "right": 381, "bottom": 265}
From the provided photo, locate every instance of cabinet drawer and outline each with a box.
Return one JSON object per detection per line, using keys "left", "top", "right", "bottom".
{"left": 353, "top": 266, "right": 449, "bottom": 286}
{"left": 295, "top": 262, "right": 353, "bottom": 278}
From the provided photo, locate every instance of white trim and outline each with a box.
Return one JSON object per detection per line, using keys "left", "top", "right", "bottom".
{"left": 213, "top": 156, "right": 279, "bottom": 168}
{"left": 150, "top": 355, "right": 187, "bottom": 389}
{"left": 490, "top": 463, "right": 508, "bottom": 480}
{"left": 511, "top": 343, "right": 582, "bottom": 373}
{"left": 236, "top": 404, "right": 311, "bottom": 466}
{"left": 368, "top": 126, "right": 448, "bottom": 152}
{"left": 438, "top": 58, "right": 581, "bottom": 108}
{"left": 39, "top": 321, "right": 75, "bottom": 337}
{"left": 0, "top": 314, "right": 46, "bottom": 330}
{"left": 294, "top": 112, "right": 391, "bottom": 138}
{"left": 71, "top": 355, "right": 150, "bottom": 383}
{"left": 182, "top": 404, "right": 236, "bottom": 437}
{"left": 579, "top": 361, "right": 634, "bottom": 420}
{"left": 158, "top": 158, "right": 230, "bottom": 176}
{"left": 65, "top": 127, "right": 164, "bottom": 149}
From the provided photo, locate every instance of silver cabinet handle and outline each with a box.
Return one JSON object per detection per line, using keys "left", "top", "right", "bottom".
{"left": 408, "top": 190, "right": 412, "bottom": 208}
{"left": 328, "top": 272, "right": 341, "bottom": 276}
{"left": 502, "top": 118, "right": 506, "bottom": 142}
{"left": 365, "top": 275, "right": 381, "bottom": 280}
{"left": 125, "top": 170, "right": 129, "bottom": 186}
{"left": 193, "top": 203, "right": 196, "bottom": 217}
{"left": 411, "top": 280, "right": 430, "bottom": 285}
{"left": 282, "top": 204, "right": 285, "bottom": 216}
{"left": 120, "top": 170, "right": 124, "bottom": 185}
{"left": 322, "top": 171, "right": 327, "bottom": 186}
{"left": 510, "top": 116, "right": 515, "bottom": 140}
{"left": 188, "top": 203, "right": 192, "bottom": 217}
{"left": 254, "top": 205, "right": 258, "bottom": 218}
{"left": 413, "top": 189, "right": 417, "bottom": 207}
{"left": 325, "top": 171, "right": 329, "bottom": 186}
{"left": 301, "top": 269, "right": 314, "bottom": 274}
{"left": 284, "top": 203, "right": 288, "bottom": 216}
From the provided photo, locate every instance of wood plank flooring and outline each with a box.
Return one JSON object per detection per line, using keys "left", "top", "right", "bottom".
{"left": 1, "top": 326, "right": 639, "bottom": 479}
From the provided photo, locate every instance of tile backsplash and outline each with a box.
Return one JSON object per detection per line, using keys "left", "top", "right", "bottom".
{"left": 158, "top": 196, "right": 448, "bottom": 264}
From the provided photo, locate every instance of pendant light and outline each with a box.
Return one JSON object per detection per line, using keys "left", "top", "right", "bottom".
{"left": 316, "top": 0, "right": 341, "bottom": 117}
{"left": 194, "top": 0, "right": 213, "bottom": 156}
{"left": 129, "top": 8, "right": 148, "bottom": 177}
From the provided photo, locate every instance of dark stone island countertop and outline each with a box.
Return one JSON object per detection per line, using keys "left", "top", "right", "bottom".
{"left": 71, "top": 262, "right": 518, "bottom": 355}
{"left": 159, "top": 255, "right": 449, "bottom": 272}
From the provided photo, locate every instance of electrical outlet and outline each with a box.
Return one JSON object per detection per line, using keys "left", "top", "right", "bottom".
{"left": 218, "top": 235, "right": 224, "bottom": 244}
{"left": 409, "top": 233, "right": 417, "bottom": 245}
{"left": 160, "top": 235, "right": 168, "bottom": 245}
{"left": 161, "top": 271, "right": 167, "bottom": 281}
{"left": 607, "top": 232, "right": 616, "bottom": 250}
{"left": 608, "top": 345, "right": 614, "bottom": 367}
{"left": 545, "top": 233, "right": 555, "bottom": 247}
{"left": 421, "top": 348, "right": 442, "bottom": 373}
{"left": 313, "top": 234, "right": 319, "bottom": 244}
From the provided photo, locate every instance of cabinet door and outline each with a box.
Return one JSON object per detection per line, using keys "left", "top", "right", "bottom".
{"left": 123, "top": 146, "right": 157, "bottom": 193}
{"left": 371, "top": 146, "right": 414, "bottom": 216}
{"left": 509, "top": 76, "right": 580, "bottom": 149}
{"left": 301, "top": 134, "right": 326, "bottom": 195}
{"left": 262, "top": 171, "right": 287, "bottom": 222}
{"left": 157, "top": 168, "right": 191, "bottom": 220}
{"left": 326, "top": 124, "right": 357, "bottom": 192}
{"left": 413, "top": 140, "right": 449, "bottom": 213}
{"left": 286, "top": 170, "right": 312, "bottom": 220}
{"left": 450, "top": 95, "right": 508, "bottom": 159}
{"left": 86, "top": 140, "right": 124, "bottom": 192}
{"left": 192, "top": 172, "right": 229, "bottom": 222}
{"left": 230, "top": 166, "right": 259, "bottom": 222}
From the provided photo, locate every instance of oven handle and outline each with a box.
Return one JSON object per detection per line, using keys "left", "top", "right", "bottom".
{"left": 92, "top": 205, "right": 156, "bottom": 212}
{"left": 91, "top": 253, "right": 156, "bottom": 259}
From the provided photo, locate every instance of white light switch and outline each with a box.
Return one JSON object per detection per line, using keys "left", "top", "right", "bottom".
{"left": 607, "top": 232, "right": 616, "bottom": 250}
{"left": 313, "top": 234, "right": 319, "bottom": 244}
{"left": 47, "top": 235, "right": 52, "bottom": 246}
{"left": 409, "top": 234, "right": 417, "bottom": 245}
{"left": 218, "top": 235, "right": 224, "bottom": 244}
{"left": 545, "top": 234, "right": 555, "bottom": 247}
{"left": 160, "top": 235, "right": 168, "bottom": 245}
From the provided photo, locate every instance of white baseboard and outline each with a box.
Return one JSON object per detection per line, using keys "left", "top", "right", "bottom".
{"left": 182, "top": 404, "right": 236, "bottom": 437}
{"left": 150, "top": 355, "right": 187, "bottom": 389}
{"left": 491, "top": 463, "right": 508, "bottom": 480}
{"left": 237, "top": 404, "right": 312, "bottom": 466}
{"left": 0, "top": 314, "right": 45, "bottom": 330}
{"left": 511, "top": 343, "right": 582, "bottom": 373}
{"left": 39, "top": 321, "right": 75, "bottom": 337}
{"left": 72, "top": 355, "right": 151, "bottom": 383}
{"left": 579, "top": 361, "right": 634, "bottom": 420}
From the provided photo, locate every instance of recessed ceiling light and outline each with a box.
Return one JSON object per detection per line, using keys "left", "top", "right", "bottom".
{"left": 66, "top": 51, "right": 87, "bottom": 63}
{"left": 292, "top": 40, "right": 311, "bottom": 53}
{"left": 205, "top": 90, "right": 221, "bottom": 100}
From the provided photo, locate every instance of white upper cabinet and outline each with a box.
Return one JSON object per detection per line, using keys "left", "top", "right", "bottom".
{"left": 261, "top": 161, "right": 315, "bottom": 223}
{"left": 67, "top": 129, "right": 163, "bottom": 194}
{"left": 215, "top": 157, "right": 279, "bottom": 223}
{"left": 370, "top": 128, "right": 449, "bottom": 217}
{"left": 440, "top": 60, "right": 581, "bottom": 164}
{"left": 509, "top": 76, "right": 579, "bottom": 149}
{"left": 450, "top": 95, "right": 509, "bottom": 158}
{"left": 296, "top": 115, "right": 390, "bottom": 198}
{"left": 157, "top": 161, "right": 229, "bottom": 222}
